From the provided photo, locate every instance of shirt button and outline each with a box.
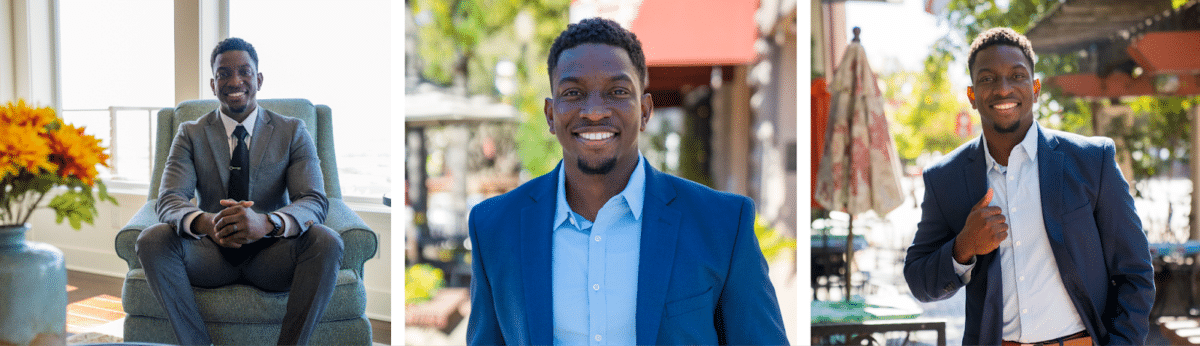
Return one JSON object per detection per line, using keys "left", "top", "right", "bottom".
{"left": 1019, "top": 276, "right": 1025, "bottom": 281}
{"left": 1009, "top": 176, "right": 1015, "bottom": 181}
{"left": 1012, "top": 207, "right": 1018, "bottom": 212}
{"left": 595, "top": 335, "right": 602, "bottom": 341}
{"left": 595, "top": 236, "right": 601, "bottom": 242}
{"left": 593, "top": 284, "right": 600, "bottom": 291}
{"left": 1022, "top": 309, "right": 1028, "bottom": 314}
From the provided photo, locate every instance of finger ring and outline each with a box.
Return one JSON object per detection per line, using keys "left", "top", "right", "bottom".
{"left": 233, "top": 225, "right": 238, "bottom": 232}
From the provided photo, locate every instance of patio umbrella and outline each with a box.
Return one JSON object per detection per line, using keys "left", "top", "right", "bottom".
{"left": 814, "top": 28, "right": 905, "bottom": 301}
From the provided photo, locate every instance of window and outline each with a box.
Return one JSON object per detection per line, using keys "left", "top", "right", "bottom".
{"left": 58, "top": 0, "right": 174, "bottom": 184}
{"left": 229, "top": 0, "right": 392, "bottom": 199}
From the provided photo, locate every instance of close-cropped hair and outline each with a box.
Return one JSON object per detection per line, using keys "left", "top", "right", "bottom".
{"left": 210, "top": 37, "right": 259, "bottom": 69}
{"left": 967, "top": 27, "right": 1036, "bottom": 77}
{"left": 547, "top": 17, "right": 647, "bottom": 86}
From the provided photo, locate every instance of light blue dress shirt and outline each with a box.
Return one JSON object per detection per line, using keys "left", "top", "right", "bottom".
{"left": 551, "top": 154, "right": 645, "bottom": 346}
{"left": 953, "top": 123, "right": 1086, "bottom": 342}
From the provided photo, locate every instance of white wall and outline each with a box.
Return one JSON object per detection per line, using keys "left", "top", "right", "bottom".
{"left": 23, "top": 189, "right": 393, "bottom": 321}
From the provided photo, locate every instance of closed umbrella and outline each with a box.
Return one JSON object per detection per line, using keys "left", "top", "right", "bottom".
{"left": 814, "top": 27, "right": 905, "bottom": 302}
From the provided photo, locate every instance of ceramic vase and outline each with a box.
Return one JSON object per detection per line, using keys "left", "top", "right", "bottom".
{"left": 0, "top": 223, "right": 67, "bottom": 346}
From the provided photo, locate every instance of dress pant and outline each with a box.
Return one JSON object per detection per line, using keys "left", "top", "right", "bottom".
{"left": 135, "top": 223, "right": 343, "bottom": 345}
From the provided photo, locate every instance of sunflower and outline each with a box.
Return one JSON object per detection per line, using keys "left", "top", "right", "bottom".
{"left": 0, "top": 122, "right": 55, "bottom": 180}
{"left": 46, "top": 123, "right": 110, "bottom": 186}
{"left": 0, "top": 100, "right": 57, "bottom": 132}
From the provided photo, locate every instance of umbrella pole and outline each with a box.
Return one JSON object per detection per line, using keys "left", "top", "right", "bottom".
{"left": 843, "top": 47, "right": 860, "bottom": 303}
{"left": 845, "top": 214, "right": 853, "bottom": 301}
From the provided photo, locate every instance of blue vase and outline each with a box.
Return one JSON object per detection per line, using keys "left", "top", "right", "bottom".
{"left": 0, "top": 223, "right": 67, "bottom": 345}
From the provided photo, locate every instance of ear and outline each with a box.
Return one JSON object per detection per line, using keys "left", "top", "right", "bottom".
{"left": 640, "top": 93, "right": 654, "bottom": 130}
{"left": 257, "top": 72, "right": 264, "bottom": 90}
{"left": 544, "top": 97, "right": 555, "bottom": 135}
{"left": 1033, "top": 79, "right": 1041, "bottom": 94}
{"left": 967, "top": 86, "right": 976, "bottom": 109}
{"left": 210, "top": 78, "right": 217, "bottom": 95}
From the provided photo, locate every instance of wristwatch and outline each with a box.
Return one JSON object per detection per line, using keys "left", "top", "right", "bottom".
{"left": 266, "top": 213, "right": 284, "bottom": 237}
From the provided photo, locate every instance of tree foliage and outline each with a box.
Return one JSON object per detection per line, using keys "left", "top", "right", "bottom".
{"left": 887, "top": 38, "right": 973, "bottom": 164}
{"left": 410, "top": 0, "right": 570, "bottom": 177}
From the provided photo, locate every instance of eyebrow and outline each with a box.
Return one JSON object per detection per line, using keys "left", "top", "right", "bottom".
{"left": 975, "top": 64, "right": 1030, "bottom": 76}
{"left": 556, "top": 74, "right": 635, "bottom": 87}
{"left": 216, "top": 64, "right": 254, "bottom": 70}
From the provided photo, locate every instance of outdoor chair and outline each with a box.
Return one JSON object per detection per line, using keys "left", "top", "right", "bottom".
{"left": 114, "top": 99, "right": 378, "bottom": 345}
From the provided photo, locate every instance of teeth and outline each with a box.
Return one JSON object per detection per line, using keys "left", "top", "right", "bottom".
{"left": 228, "top": 92, "right": 245, "bottom": 97}
{"left": 579, "top": 132, "right": 614, "bottom": 141}
{"left": 994, "top": 103, "right": 1016, "bottom": 110}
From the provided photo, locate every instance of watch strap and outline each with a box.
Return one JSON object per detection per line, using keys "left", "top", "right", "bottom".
{"left": 267, "top": 213, "right": 283, "bottom": 237}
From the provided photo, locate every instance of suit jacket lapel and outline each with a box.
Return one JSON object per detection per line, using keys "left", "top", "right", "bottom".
{"left": 635, "top": 163, "right": 681, "bottom": 345}
{"left": 249, "top": 109, "right": 275, "bottom": 182}
{"left": 964, "top": 136, "right": 988, "bottom": 214}
{"left": 521, "top": 164, "right": 557, "bottom": 346}
{"left": 1038, "top": 129, "right": 1067, "bottom": 247}
{"left": 203, "top": 111, "right": 232, "bottom": 195}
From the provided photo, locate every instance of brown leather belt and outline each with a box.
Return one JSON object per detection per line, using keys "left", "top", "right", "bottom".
{"left": 1001, "top": 331, "right": 1091, "bottom": 346}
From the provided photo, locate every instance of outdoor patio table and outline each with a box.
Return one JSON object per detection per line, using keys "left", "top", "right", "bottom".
{"left": 811, "top": 298, "right": 945, "bottom": 346}
{"left": 1150, "top": 241, "right": 1200, "bottom": 318}
{"left": 811, "top": 234, "right": 867, "bottom": 298}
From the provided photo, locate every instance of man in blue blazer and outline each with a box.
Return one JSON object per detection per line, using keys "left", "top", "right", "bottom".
{"left": 466, "top": 18, "right": 788, "bottom": 345}
{"left": 904, "top": 28, "right": 1153, "bottom": 345}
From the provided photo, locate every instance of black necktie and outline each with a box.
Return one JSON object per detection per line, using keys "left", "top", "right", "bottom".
{"left": 228, "top": 125, "right": 249, "bottom": 201}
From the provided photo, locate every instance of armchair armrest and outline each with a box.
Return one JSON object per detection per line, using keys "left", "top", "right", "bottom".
{"left": 323, "top": 198, "right": 378, "bottom": 278}
{"left": 116, "top": 200, "right": 160, "bottom": 270}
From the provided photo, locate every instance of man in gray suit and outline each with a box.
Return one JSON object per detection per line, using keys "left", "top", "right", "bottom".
{"left": 136, "top": 37, "right": 343, "bottom": 345}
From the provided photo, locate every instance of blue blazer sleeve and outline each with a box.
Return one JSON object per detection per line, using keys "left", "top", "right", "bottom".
{"left": 904, "top": 169, "right": 969, "bottom": 302}
{"left": 714, "top": 197, "right": 789, "bottom": 345}
{"left": 1094, "top": 139, "right": 1153, "bottom": 345}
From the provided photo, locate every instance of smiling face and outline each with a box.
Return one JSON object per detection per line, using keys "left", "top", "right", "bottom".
{"left": 210, "top": 50, "right": 263, "bottom": 121}
{"left": 968, "top": 44, "right": 1040, "bottom": 136}
{"left": 545, "top": 43, "right": 652, "bottom": 176}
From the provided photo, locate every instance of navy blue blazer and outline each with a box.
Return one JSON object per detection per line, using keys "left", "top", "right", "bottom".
{"left": 903, "top": 127, "right": 1154, "bottom": 345}
{"left": 466, "top": 160, "right": 788, "bottom": 345}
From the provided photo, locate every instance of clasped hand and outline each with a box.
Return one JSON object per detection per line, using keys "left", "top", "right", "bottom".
{"left": 953, "top": 188, "right": 1008, "bottom": 264}
{"left": 198, "top": 199, "right": 272, "bottom": 248}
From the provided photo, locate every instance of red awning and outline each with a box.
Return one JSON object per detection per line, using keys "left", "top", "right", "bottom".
{"left": 1128, "top": 31, "right": 1200, "bottom": 74}
{"left": 1049, "top": 72, "right": 1200, "bottom": 98}
{"left": 629, "top": 0, "right": 759, "bottom": 66}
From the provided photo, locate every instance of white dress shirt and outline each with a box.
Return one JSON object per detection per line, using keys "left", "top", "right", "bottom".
{"left": 953, "top": 123, "right": 1086, "bottom": 342}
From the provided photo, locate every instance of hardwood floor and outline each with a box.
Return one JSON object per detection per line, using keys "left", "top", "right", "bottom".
{"left": 67, "top": 270, "right": 392, "bottom": 344}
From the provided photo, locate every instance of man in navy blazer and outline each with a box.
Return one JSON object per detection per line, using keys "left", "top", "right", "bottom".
{"left": 904, "top": 28, "right": 1153, "bottom": 345}
{"left": 466, "top": 18, "right": 788, "bottom": 345}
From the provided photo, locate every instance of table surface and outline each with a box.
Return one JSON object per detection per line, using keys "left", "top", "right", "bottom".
{"left": 810, "top": 234, "right": 868, "bottom": 251}
{"left": 812, "top": 296, "right": 923, "bottom": 323}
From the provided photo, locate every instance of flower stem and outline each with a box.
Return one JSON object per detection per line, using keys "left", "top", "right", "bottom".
{"left": 20, "top": 190, "right": 48, "bottom": 225}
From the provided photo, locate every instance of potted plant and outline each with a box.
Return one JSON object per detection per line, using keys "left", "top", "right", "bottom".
{"left": 0, "top": 100, "right": 116, "bottom": 345}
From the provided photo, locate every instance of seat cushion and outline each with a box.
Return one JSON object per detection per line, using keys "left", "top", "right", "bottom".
{"left": 123, "top": 314, "right": 372, "bottom": 345}
{"left": 121, "top": 268, "right": 365, "bottom": 323}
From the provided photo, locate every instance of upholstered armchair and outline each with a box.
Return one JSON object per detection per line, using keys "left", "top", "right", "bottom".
{"left": 114, "top": 99, "right": 377, "bottom": 344}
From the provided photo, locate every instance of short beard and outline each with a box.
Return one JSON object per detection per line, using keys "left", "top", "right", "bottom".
{"left": 577, "top": 157, "right": 617, "bottom": 175}
{"left": 993, "top": 119, "right": 1021, "bottom": 133}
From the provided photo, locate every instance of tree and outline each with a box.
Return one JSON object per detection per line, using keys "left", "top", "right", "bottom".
{"left": 410, "top": 0, "right": 570, "bottom": 177}
{"left": 887, "top": 37, "right": 973, "bottom": 165}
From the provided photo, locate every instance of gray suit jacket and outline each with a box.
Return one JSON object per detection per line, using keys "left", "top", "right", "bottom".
{"left": 156, "top": 108, "right": 328, "bottom": 236}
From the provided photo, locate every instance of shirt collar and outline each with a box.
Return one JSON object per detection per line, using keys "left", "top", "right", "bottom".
{"left": 983, "top": 121, "right": 1040, "bottom": 171}
{"left": 220, "top": 105, "right": 262, "bottom": 139}
{"left": 554, "top": 152, "right": 647, "bottom": 229}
